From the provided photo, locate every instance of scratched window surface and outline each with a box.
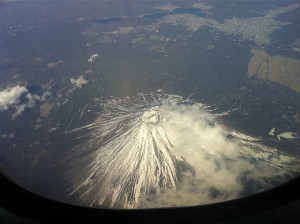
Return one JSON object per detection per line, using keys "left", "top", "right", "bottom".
{"left": 0, "top": 0, "right": 300, "bottom": 209}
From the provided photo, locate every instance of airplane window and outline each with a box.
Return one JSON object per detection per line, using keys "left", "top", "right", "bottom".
{"left": 0, "top": 0, "right": 300, "bottom": 210}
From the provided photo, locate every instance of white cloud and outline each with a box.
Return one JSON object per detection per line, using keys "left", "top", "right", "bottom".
{"left": 48, "top": 122, "right": 61, "bottom": 132}
{"left": 88, "top": 54, "right": 99, "bottom": 63}
{"left": 13, "top": 91, "right": 51, "bottom": 118}
{"left": 0, "top": 85, "right": 52, "bottom": 118}
{"left": 136, "top": 103, "right": 300, "bottom": 208}
{"left": 137, "top": 104, "right": 282, "bottom": 207}
{"left": 70, "top": 75, "right": 89, "bottom": 89}
{"left": 0, "top": 85, "right": 28, "bottom": 111}
{"left": 1, "top": 132, "right": 15, "bottom": 139}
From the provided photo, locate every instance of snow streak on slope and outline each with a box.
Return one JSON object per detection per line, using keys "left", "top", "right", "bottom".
{"left": 64, "top": 94, "right": 300, "bottom": 209}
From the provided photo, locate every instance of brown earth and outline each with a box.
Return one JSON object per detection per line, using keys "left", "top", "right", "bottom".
{"left": 248, "top": 49, "right": 300, "bottom": 93}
